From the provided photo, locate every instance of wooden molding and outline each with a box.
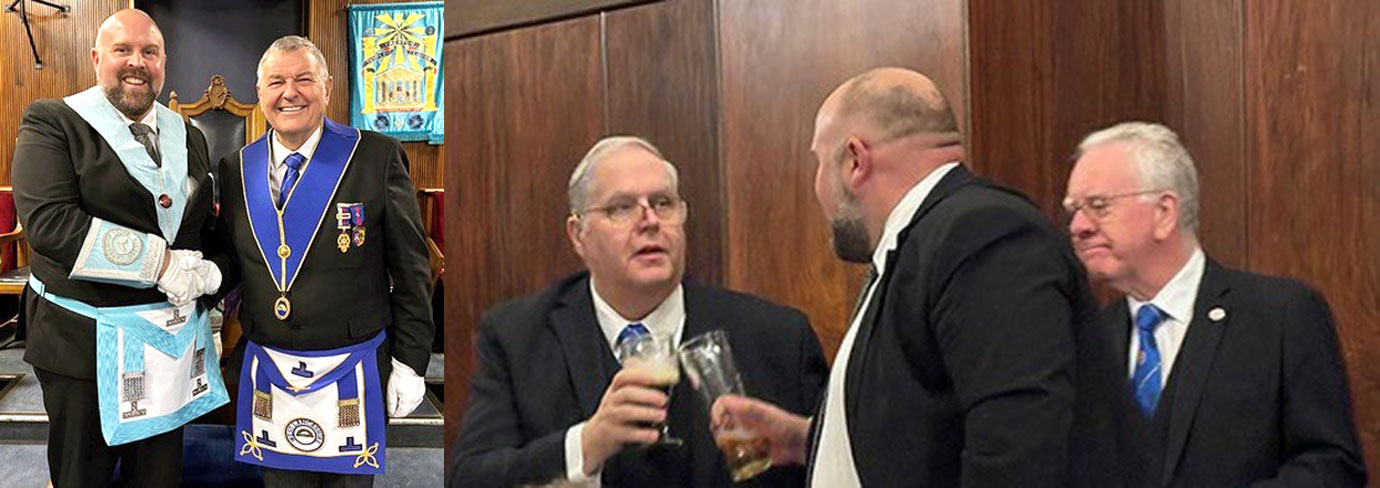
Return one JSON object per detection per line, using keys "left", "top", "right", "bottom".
{"left": 446, "top": 0, "right": 658, "bottom": 39}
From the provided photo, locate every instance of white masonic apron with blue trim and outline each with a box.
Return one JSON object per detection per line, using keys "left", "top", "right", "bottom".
{"left": 45, "top": 88, "right": 228, "bottom": 446}
{"left": 232, "top": 120, "right": 386, "bottom": 474}
{"left": 236, "top": 332, "right": 387, "bottom": 475}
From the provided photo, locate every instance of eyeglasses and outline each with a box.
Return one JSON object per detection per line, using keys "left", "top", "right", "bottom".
{"left": 579, "top": 195, "right": 687, "bottom": 226}
{"left": 1062, "top": 189, "right": 1163, "bottom": 222}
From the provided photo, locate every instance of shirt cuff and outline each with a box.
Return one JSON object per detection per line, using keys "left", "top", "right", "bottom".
{"left": 564, "top": 422, "right": 601, "bottom": 484}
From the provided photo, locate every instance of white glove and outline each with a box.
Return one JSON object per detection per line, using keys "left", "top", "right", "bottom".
{"left": 157, "top": 250, "right": 204, "bottom": 305}
{"left": 156, "top": 250, "right": 223, "bottom": 306}
{"left": 386, "top": 357, "right": 426, "bottom": 417}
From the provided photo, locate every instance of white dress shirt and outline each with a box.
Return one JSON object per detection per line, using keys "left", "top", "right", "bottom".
{"left": 268, "top": 126, "right": 324, "bottom": 204}
{"left": 812, "top": 162, "right": 959, "bottom": 487}
{"left": 1126, "top": 247, "right": 1205, "bottom": 386}
{"left": 558, "top": 282, "right": 687, "bottom": 485}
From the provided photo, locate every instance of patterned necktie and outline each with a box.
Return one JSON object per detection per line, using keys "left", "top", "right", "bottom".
{"left": 614, "top": 322, "right": 651, "bottom": 362}
{"left": 1132, "top": 304, "right": 1167, "bottom": 417}
{"left": 128, "top": 123, "right": 160, "bottom": 167}
{"left": 278, "top": 152, "right": 306, "bottom": 209}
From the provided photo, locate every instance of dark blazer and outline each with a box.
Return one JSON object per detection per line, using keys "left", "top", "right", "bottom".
{"left": 815, "top": 165, "right": 1096, "bottom": 487}
{"left": 1097, "top": 260, "right": 1365, "bottom": 487}
{"left": 209, "top": 120, "right": 433, "bottom": 377}
{"left": 11, "top": 99, "right": 215, "bottom": 379}
{"left": 447, "top": 272, "right": 828, "bottom": 488}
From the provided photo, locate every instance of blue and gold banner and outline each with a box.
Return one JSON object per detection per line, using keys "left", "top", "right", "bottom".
{"left": 347, "top": 2, "right": 444, "bottom": 144}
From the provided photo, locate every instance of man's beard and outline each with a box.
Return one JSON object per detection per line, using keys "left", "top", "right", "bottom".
{"left": 829, "top": 191, "right": 872, "bottom": 264}
{"left": 101, "top": 66, "right": 159, "bottom": 119}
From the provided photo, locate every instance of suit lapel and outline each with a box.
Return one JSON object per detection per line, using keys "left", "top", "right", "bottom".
{"left": 1160, "top": 260, "right": 1232, "bottom": 484}
{"left": 548, "top": 277, "right": 620, "bottom": 418}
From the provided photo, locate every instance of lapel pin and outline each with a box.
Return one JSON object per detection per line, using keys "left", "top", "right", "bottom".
{"left": 1208, "top": 307, "right": 1227, "bottom": 322}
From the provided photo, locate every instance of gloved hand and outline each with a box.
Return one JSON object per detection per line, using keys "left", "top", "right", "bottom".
{"left": 157, "top": 250, "right": 204, "bottom": 305}
{"left": 386, "top": 357, "right": 426, "bottom": 417}
{"left": 156, "top": 250, "right": 223, "bottom": 306}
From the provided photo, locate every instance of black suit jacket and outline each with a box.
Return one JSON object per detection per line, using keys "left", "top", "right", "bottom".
{"left": 11, "top": 99, "right": 215, "bottom": 379}
{"left": 815, "top": 165, "right": 1095, "bottom": 487}
{"left": 209, "top": 121, "right": 433, "bottom": 377}
{"left": 1095, "top": 259, "right": 1365, "bottom": 487}
{"left": 447, "top": 272, "right": 828, "bottom": 488}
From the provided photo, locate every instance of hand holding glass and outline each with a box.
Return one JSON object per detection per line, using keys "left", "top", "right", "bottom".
{"left": 678, "top": 330, "right": 773, "bottom": 481}
{"left": 615, "top": 332, "right": 684, "bottom": 448}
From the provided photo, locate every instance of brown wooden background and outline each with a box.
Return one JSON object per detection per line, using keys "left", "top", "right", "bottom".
{"left": 0, "top": 0, "right": 443, "bottom": 188}
{"left": 444, "top": 0, "right": 1379, "bottom": 475}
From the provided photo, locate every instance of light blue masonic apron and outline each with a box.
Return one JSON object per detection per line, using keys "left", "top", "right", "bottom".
{"left": 31, "top": 277, "right": 228, "bottom": 445}
{"left": 231, "top": 119, "right": 386, "bottom": 474}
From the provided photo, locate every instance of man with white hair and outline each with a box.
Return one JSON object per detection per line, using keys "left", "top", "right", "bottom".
{"left": 205, "top": 35, "right": 433, "bottom": 487}
{"left": 447, "top": 136, "right": 826, "bottom": 487}
{"left": 1065, "top": 121, "right": 1365, "bottom": 486}
{"left": 11, "top": 9, "right": 227, "bottom": 486}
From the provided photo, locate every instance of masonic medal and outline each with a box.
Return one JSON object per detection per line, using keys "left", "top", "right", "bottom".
{"left": 352, "top": 227, "right": 366, "bottom": 247}
{"left": 274, "top": 294, "right": 292, "bottom": 320}
{"left": 159, "top": 194, "right": 173, "bottom": 208}
{"left": 338, "top": 233, "right": 350, "bottom": 253}
{"left": 277, "top": 244, "right": 291, "bottom": 259}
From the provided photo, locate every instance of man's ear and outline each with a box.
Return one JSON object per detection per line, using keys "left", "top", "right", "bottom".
{"left": 845, "top": 136, "right": 872, "bottom": 190}
{"left": 566, "top": 215, "right": 586, "bottom": 259}
{"left": 1152, "top": 192, "right": 1181, "bottom": 241}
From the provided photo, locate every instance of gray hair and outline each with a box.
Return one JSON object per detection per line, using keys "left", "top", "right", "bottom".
{"left": 568, "top": 136, "right": 679, "bottom": 214}
{"left": 256, "top": 35, "right": 329, "bottom": 83}
{"left": 1077, "top": 121, "right": 1200, "bottom": 231}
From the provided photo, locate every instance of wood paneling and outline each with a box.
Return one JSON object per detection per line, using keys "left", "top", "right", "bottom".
{"left": 604, "top": 0, "right": 723, "bottom": 285}
{"left": 1163, "top": 0, "right": 1247, "bottom": 268}
{"left": 1243, "top": 0, "right": 1380, "bottom": 474}
{"left": 442, "top": 14, "right": 605, "bottom": 450}
{"left": 969, "top": 0, "right": 1166, "bottom": 219}
{"left": 1, "top": 1, "right": 127, "bottom": 185}
{"left": 446, "top": 0, "right": 654, "bottom": 40}
{"left": 307, "top": 0, "right": 443, "bottom": 188}
{"left": 717, "top": 0, "right": 967, "bottom": 358}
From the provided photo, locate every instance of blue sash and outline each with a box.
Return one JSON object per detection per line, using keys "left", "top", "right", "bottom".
{"left": 235, "top": 331, "right": 387, "bottom": 475}
{"left": 63, "top": 86, "right": 189, "bottom": 242}
{"left": 240, "top": 119, "right": 360, "bottom": 291}
{"left": 29, "top": 277, "right": 228, "bottom": 445}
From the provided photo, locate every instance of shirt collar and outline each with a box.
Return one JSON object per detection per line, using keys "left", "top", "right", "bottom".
{"left": 589, "top": 280, "right": 686, "bottom": 348}
{"left": 118, "top": 107, "right": 158, "bottom": 133}
{"left": 270, "top": 125, "right": 325, "bottom": 166}
{"left": 1127, "top": 246, "right": 1206, "bottom": 323}
{"left": 871, "top": 162, "right": 960, "bottom": 271}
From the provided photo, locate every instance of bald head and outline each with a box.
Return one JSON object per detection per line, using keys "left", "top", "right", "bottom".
{"left": 91, "top": 9, "right": 166, "bottom": 119}
{"left": 816, "top": 67, "right": 960, "bottom": 147}
{"left": 95, "top": 9, "right": 162, "bottom": 49}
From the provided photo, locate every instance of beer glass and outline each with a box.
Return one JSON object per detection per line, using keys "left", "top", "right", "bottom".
{"left": 616, "top": 332, "right": 684, "bottom": 448}
{"left": 678, "top": 330, "right": 772, "bottom": 481}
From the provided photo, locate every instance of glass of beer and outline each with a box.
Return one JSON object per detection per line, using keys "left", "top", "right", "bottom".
{"left": 616, "top": 332, "right": 684, "bottom": 448}
{"left": 678, "top": 330, "right": 773, "bottom": 481}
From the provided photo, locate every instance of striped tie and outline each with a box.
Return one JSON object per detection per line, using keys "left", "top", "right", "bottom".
{"left": 1132, "top": 304, "right": 1167, "bottom": 417}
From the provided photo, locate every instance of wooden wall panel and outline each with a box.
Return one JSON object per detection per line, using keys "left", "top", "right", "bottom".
{"left": 307, "top": 0, "right": 443, "bottom": 188}
{"left": 717, "top": 0, "right": 967, "bottom": 358}
{"left": 969, "top": 0, "right": 1166, "bottom": 219}
{"left": 447, "top": 0, "right": 654, "bottom": 39}
{"left": 1243, "top": 0, "right": 1380, "bottom": 474}
{"left": 1, "top": 1, "right": 126, "bottom": 185}
{"left": 1163, "top": 0, "right": 1247, "bottom": 268}
{"left": 442, "top": 15, "right": 605, "bottom": 450}
{"left": 604, "top": 0, "right": 723, "bottom": 285}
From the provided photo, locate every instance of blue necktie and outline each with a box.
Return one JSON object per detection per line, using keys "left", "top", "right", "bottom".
{"left": 616, "top": 322, "right": 650, "bottom": 349}
{"left": 278, "top": 152, "right": 306, "bottom": 209}
{"left": 1132, "top": 304, "right": 1167, "bottom": 417}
